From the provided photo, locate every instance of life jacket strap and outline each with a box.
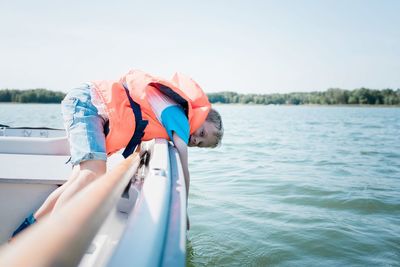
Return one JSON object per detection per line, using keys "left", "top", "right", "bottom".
{"left": 121, "top": 83, "right": 148, "bottom": 158}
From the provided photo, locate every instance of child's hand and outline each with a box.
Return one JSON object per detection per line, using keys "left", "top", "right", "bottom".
{"left": 187, "top": 213, "right": 190, "bottom": 231}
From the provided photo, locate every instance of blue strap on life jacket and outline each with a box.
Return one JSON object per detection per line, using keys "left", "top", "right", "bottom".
{"left": 121, "top": 82, "right": 148, "bottom": 158}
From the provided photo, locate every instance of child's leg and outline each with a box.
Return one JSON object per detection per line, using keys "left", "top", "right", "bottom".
{"left": 52, "top": 160, "right": 106, "bottom": 212}
{"left": 9, "top": 166, "right": 81, "bottom": 239}
{"left": 33, "top": 165, "right": 80, "bottom": 220}
{"left": 52, "top": 82, "right": 107, "bottom": 211}
{"left": 10, "top": 83, "right": 107, "bottom": 239}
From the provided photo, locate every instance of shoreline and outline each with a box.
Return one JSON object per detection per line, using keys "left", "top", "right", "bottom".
{"left": 212, "top": 103, "right": 400, "bottom": 108}
{"left": 1, "top": 102, "right": 399, "bottom": 108}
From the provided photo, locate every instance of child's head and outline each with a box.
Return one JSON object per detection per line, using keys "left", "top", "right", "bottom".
{"left": 189, "top": 108, "right": 224, "bottom": 148}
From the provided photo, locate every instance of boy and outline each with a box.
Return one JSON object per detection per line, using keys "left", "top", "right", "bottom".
{"left": 11, "top": 69, "right": 223, "bottom": 237}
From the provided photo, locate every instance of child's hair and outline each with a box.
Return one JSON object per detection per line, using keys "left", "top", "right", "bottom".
{"left": 206, "top": 108, "right": 224, "bottom": 148}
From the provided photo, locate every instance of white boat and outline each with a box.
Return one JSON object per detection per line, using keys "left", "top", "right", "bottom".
{"left": 0, "top": 126, "right": 187, "bottom": 267}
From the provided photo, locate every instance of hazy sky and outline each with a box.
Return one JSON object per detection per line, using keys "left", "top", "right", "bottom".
{"left": 1, "top": 0, "right": 399, "bottom": 93}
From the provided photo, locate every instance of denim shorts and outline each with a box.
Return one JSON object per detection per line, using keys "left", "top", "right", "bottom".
{"left": 61, "top": 83, "right": 107, "bottom": 165}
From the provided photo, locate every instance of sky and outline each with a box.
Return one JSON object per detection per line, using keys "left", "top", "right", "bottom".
{"left": 0, "top": 0, "right": 399, "bottom": 94}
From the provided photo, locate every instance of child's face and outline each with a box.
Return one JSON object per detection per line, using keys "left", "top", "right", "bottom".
{"left": 189, "top": 121, "right": 218, "bottom": 148}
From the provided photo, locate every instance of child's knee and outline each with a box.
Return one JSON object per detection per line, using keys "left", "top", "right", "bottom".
{"left": 76, "top": 170, "right": 100, "bottom": 186}
{"left": 79, "top": 160, "right": 106, "bottom": 176}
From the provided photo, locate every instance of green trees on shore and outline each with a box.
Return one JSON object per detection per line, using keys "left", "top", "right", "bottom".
{"left": 0, "top": 89, "right": 65, "bottom": 103}
{"left": 0, "top": 87, "right": 399, "bottom": 105}
{"left": 207, "top": 88, "right": 400, "bottom": 105}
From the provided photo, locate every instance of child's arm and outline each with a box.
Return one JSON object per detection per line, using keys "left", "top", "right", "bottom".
{"left": 172, "top": 132, "right": 190, "bottom": 202}
{"left": 172, "top": 132, "right": 191, "bottom": 230}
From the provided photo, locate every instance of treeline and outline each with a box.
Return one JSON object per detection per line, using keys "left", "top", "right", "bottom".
{"left": 207, "top": 88, "right": 400, "bottom": 105}
{"left": 0, "top": 89, "right": 65, "bottom": 103}
{"left": 1, "top": 87, "right": 400, "bottom": 105}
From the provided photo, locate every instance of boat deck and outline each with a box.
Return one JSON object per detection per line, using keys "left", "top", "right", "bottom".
{"left": 0, "top": 128, "right": 186, "bottom": 266}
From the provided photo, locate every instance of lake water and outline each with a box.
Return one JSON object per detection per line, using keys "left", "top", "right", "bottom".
{"left": 1, "top": 103, "right": 400, "bottom": 266}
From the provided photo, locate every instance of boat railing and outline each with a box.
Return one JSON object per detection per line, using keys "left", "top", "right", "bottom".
{"left": 0, "top": 152, "right": 141, "bottom": 267}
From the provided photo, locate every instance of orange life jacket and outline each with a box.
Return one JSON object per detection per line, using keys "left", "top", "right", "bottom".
{"left": 91, "top": 70, "right": 211, "bottom": 157}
